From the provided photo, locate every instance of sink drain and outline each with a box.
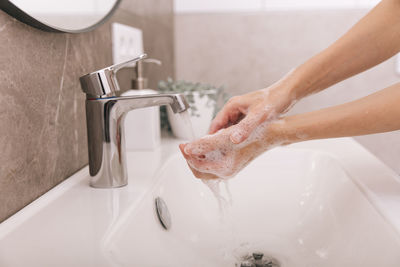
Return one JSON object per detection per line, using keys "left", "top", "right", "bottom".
{"left": 155, "top": 197, "right": 171, "bottom": 230}
{"left": 238, "top": 252, "right": 280, "bottom": 267}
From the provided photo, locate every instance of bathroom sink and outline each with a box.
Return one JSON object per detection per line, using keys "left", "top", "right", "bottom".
{"left": 1, "top": 138, "right": 400, "bottom": 266}
{"left": 103, "top": 148, "right": 400, "bottom": 266}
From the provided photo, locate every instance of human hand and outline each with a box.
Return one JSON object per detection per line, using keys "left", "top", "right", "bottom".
{"left": 180, "top": 123, "right": 283, "bottom": 179}
{"left": 209, "top": 81, "right": 296, "bottom": 144}
{"left": 179, "top": 144, "right": 219, "bottom": 179}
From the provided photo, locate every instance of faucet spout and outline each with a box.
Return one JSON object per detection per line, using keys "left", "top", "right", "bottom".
{"left": 85, "top": 93, "right": 189, "bottom": 188}
{"left": 111, "top": 93, "right": 189, "bottom": 116}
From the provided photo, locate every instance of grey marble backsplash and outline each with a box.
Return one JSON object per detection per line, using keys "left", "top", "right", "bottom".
{"left": 175, "top": 9, "right": 400, "bottom": 174}
{"left": 0, "top": 0, "right": 174, "bottom": 222}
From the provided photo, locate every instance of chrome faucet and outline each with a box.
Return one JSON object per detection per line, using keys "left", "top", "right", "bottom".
{"left": 79, "top": 54, "right": 189, "bottom": 188}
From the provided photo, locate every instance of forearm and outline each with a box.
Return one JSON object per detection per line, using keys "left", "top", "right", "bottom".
{"left": 280, "top": 0, "right": 400, "bottom": 100}
{"left": 271, "top": 83, "right": 400, "bottom": 143}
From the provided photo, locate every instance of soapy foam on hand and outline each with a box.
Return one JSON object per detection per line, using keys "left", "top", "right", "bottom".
{"left": 185, "top": 109, "right": 283, "bottom": 179}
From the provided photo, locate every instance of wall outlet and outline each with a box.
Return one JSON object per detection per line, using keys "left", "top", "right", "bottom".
{"left": 112, "top": 23, "right": 143, "bottom": 65}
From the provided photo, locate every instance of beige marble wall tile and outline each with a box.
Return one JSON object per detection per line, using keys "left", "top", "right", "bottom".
{"left": 175, "top": 10, "right": 400, "bottom": 174}
{"left": 0, "top": 0, "right": 174, "bottom": 222}
{"left": 175, "top": 10, "right": 373, "bottom": 93}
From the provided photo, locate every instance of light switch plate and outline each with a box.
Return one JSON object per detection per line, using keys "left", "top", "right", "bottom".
{"left": 112, "top": 23, "right": 143, "bottom": 65}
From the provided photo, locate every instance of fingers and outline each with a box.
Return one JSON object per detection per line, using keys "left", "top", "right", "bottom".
{"left": 209, "top": 97, "right": 245, "bottom": 134}
{"left": 179, "top": 143, "right": 219, "bottom": 179}
{"left": 230, "top": 119, "right": 254, "bottom": 144}
{"left": 183, "top": 137, "right": 215, "bottom": 156}
{"left": 180, "top": 128, "right": 236, "bottom": 179}
{"left": 187, "top": 157, "right": 222, "bottom": 179}
{"left": 179, "top": 143, "right": 189, "bottom": 159}
{"left": 190, "top": 164, "right": 219, "bottom": 179}
{"left": 209, "top": 109, "right": 232, "bottom": 134}
{"left": 181, "top": 143, "right": 212, "bottom": 166}
{"left": 229, "top": 111, "right": 266, "bottom": 144}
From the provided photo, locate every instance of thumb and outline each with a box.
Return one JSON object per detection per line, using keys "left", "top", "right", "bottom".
{"left": 179, "top": 143, "right": 190, "bottom": 159}
{"left": 229, "top": 113, "right": 261, "bottom": 144}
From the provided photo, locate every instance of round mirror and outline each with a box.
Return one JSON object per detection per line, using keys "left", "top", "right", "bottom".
{"left": 0, "top": 0, "right": 120, "bottom": 33}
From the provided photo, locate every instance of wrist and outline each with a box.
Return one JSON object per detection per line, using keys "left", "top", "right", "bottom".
{"left": 266, "top": 116, "right": 306, "bottom": 147}
{"left": 252, "top": 120, "right": 288, "bottom": 150}
{"left": 264, "top": 69, "right": 307, "bottom": 113}
{"left": 280, "top": 55, "right": 332, "bottom": 101}
{"left": 260, "top": 75, "right": 300, "bottom": 115}
{"left": 272, "top": 69, "right": 304, "bottom": 101}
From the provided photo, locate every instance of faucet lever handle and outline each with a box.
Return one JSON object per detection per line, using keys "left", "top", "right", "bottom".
{"left": 110, "top": 53, "right": 147, "bottom": 73}
{"left": 80, "top": 53, "right": 148, "bottom": 98}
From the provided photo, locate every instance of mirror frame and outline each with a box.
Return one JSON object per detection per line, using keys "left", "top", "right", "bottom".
{"left": 0, "top": 0, "right": 121, "bottom": 33}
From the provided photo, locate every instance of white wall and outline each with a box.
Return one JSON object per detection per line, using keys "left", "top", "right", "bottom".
{"left": 174, "top": 0, "right": 381, "bottom": 13}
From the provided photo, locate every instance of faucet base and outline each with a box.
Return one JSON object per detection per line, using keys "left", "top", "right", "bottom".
{"left": 84, "top": 94, "right": 189, "bottom": 189}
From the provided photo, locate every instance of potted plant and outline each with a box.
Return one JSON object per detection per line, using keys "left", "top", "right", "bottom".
{"left": 158, "top": 78, "right": 228, "bottom": 140}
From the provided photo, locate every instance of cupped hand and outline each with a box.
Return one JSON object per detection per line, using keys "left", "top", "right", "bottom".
{"left": 209, "top": 82, "right": 295, "bottom": 144}
{"left": 179, "top": 144, "right": 219, "bottom": 179}
{"left": 180, "top": 125, "right": 279, "bottom": 179}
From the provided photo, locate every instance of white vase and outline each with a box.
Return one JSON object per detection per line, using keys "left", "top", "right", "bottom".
{"left": 167, "top": 90, "right": 216, "bottom": 140}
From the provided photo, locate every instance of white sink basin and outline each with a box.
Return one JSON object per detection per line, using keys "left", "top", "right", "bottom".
{"left": 1, "top": 138, "right": 400, "bottom": 266}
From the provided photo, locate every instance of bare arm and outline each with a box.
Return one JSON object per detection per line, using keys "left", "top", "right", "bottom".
{"left": 286, "top": 0, "right": 400, "bottom": 98}
{"left": 273, "top": 83, "right": 400, "bottom": 142}
{"left": 181, "top": 83, "right": 400, "bottom": 179}
{"left": 210, "top": 0, "right": 400, "bottom": 143}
